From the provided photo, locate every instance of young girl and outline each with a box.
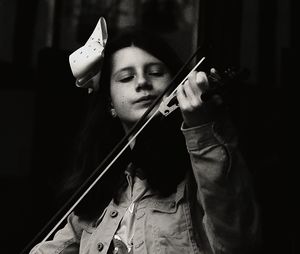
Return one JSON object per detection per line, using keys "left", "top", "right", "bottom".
{"left": 30, "top": 26, "right": 260, "bottom": 254}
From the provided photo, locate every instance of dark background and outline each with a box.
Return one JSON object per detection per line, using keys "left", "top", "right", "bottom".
{"left": 0, "top": 0, "right": 297, "bottom": 253}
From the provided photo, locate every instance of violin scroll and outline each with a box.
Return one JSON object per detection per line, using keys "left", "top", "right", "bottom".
{"left": 201, "top": 67, "right": 250, "bottom": 101}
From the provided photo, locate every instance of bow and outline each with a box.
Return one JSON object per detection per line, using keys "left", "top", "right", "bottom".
{"left": 69, "top": 17, "right": 108, "bottom": 93}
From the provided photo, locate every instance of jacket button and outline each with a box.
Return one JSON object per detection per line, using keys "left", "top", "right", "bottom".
{"left": 97, "top": 242, "right": 104, "bottom": 251}
{"left": 110, "top": 210, "right": 118, "bottom": 218}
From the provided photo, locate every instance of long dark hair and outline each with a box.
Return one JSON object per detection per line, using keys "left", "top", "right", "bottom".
{"left": 63, "top": 27, "right": 187, "bottom": 221}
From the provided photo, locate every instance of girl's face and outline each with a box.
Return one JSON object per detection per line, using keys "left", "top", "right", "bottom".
{"left": 110, "top": 46, "right": 172, "bottom": 132}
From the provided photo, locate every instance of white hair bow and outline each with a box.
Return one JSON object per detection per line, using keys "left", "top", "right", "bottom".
{"left": 69, "top": 17, "right": 108, "bottom": 93}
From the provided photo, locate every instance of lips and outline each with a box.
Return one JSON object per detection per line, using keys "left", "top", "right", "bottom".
{"left": 134, "top": 94, "right": 158, "bottom": 104}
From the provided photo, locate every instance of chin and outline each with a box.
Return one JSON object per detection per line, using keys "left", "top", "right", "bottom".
{"left": 133, "top": 109, "right": 152, "bottom": 121}
{"left": 123, "top": 108, "right": 158, "bottom": 129}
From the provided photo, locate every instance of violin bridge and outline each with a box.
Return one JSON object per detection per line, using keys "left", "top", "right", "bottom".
{"left": 158, "top": 92, "right": 179, "bottom": 116}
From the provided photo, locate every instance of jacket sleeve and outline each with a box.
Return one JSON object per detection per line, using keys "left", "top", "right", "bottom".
{"left": 182, "top": 119, "right": 260, "bottom": 253}
{"left": 29, "top": 212, "right": 83, "bottom": 254}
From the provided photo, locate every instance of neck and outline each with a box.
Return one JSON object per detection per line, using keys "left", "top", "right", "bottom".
{"left": 121, "top": 121, "right": 136, "bottom": 149}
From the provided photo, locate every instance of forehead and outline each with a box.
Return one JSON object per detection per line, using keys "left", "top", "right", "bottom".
{"left": 111, "top": 46, "right": 163, "bottom": 72}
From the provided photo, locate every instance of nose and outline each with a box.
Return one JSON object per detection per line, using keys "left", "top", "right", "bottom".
{"left": 135, "top": 73, "right": 152, "bottom": 91}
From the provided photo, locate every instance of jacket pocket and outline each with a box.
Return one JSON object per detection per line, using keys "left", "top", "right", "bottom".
{"left": 150, "top": 199, "right": 188, "bottom": 238}
{"left": 149, "top": 200, "right": 192, "bottom": 254}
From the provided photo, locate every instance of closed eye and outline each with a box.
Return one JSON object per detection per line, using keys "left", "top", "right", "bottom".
{"left": 148, "top": 71, "right": 164, "bottom": 77}
{"left": 146, "top": 64, "right": 166, "bottom": 77}
{"left": 114, "top": 69, "right": 135, "bottom": 83}
{"left": 119, "top": 75, "right": 135, "bottom": 83}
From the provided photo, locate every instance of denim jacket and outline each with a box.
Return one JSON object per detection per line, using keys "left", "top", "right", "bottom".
{"left": 30, "top": 121, "right": 260, "bottom": 254}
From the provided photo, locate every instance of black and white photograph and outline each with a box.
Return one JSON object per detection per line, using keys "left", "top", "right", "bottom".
{"left": 0, "top": 0, "right": 296, "bottom": 253}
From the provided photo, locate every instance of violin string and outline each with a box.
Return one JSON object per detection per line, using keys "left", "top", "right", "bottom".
{"left": 20, "top": 44, "right": 206, "bottom": 254}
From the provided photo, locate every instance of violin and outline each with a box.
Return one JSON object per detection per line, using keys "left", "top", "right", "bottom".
{"left": 159, "top": 64, "right": 249, "bottom": 117}
{"left": 20, "top": 17, "right": 248, "bottom": 254}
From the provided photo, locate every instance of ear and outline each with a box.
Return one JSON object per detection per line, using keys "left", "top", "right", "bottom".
{"left": 69, "top": 17, "right": 108, "bottom": 93}
{"left": 109, "top": 99, "right": 117, "bottom": 117}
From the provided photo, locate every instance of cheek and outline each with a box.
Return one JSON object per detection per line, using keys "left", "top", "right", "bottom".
{"left": 119, "top": 96, "right": 126, "bottom": 106}
{"left": 111, "top": 93, "right": 127, "bottom": 110}
{"left": 155, "top": 76, "right": 172, "bottom": 92}
{"left": 110, "top": 83, "right": 132, "bottom": 109}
